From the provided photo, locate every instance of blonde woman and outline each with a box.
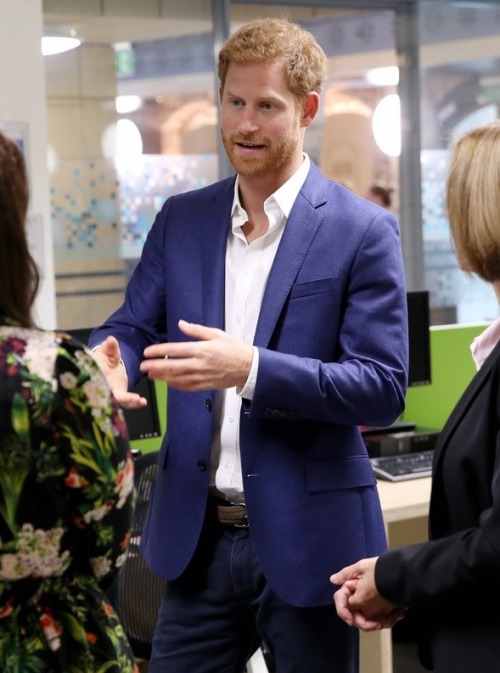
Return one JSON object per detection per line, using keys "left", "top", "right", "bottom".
{"left": 332, "top": 120, "right": 500, "bottom": 673}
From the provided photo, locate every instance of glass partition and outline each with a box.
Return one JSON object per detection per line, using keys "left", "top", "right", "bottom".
{"left": 43, "top": 0, "right": 500, "bottom": 329}
{"left": 44, "top": 0, "right": 216, "bottom": 329}
{"left": 418, "top": 0, "right": 500, "bottom": 324}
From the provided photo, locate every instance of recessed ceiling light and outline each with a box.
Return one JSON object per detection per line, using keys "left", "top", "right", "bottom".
{"left": 42, "top": 27, "right": 81, "bottom": 56}
{"left": 116, "top": 95, "right": 143, "bottom": 114}
{"left": 366, "top": 66, "right": 399, "bottom": 87}
{"left": 372, "top": 94, "right": 401, "bottom": 157}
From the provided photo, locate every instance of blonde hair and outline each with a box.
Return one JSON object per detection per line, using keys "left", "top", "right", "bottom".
{"left": 217, "top": 18, "right": 328, "bottom": 101}
{"left": 446, "top": 120, "right": 500, "bottom": 282}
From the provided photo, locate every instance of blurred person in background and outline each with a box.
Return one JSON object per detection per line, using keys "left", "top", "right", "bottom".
{"left": 365, "top": 183, "right": 393, "bottom": 210}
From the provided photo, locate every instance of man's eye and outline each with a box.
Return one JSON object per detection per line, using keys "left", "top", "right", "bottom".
{"left": 231, "top": 100, "right": 243, "bottom": 107}
{"left": 262, "top": 103, "right": 274, "bottom": 110}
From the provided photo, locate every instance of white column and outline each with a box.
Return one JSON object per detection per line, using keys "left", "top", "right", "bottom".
{"left": 0, "top": 0, "right": 55, "bottom": 328}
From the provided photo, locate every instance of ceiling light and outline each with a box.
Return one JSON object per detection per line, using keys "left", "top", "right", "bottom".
{"left": 366, "top": 66, "right": 399, "bottom": 87}
{"left": 372, "top": 94, "right": 401, "bottom": 157}
{"left": 102, "top": 120, "right": 143, "bottom": 159}
{"left": 42, "top": 27, "right": 81, "bottom": 56}
{"left": 116, "top": 95, "right": 143, "bottom": 114}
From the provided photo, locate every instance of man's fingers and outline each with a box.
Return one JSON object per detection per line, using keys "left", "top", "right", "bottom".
{"left": 112, "top": 389, "right": 148, "bottom": 410}
{"left": 178, "top": 319, "right": 207, "bottom": 336}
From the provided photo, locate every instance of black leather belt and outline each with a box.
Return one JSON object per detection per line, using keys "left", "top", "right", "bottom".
{"left": 210, "top": 497, "right": 248, "bottom": 528}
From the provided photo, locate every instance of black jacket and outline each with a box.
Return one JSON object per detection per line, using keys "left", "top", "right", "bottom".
{"left": 376, "top": 339, "right": 500, "bottom": 672}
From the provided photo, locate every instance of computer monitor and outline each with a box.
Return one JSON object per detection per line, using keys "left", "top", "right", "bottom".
{"left": 64, "top": 328, "right": 162, "bottom": 442}
{"left": 407, "top": 290, "right": 432, "bottom": 387}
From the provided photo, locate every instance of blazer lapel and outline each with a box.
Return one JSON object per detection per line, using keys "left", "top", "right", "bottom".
{"left": 254, "top": 165, "right": 328, "bottom": 348}
{"left": 200, "top": 178, "right": 235, "bottom": 330}
{"left": 198, "top": 165, "right": 329, "bottom": 344}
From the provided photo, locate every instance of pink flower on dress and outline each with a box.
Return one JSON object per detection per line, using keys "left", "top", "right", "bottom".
{"left": 39, "top": 610, "right": 63, "bottom": 651}
{"left": 64, "top": 467, "right": 89, "bottom": 488}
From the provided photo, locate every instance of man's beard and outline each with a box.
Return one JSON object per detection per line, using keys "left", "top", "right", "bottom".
{"left": 221, "top": 126, "right": 300, "bottom": 179}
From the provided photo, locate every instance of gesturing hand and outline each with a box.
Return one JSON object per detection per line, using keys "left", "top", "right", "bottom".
{"left": 140, "top": 319, "right": 254, "bottom": 391}
{"left": 92, "top": 335, "right": 148, "bottom": 409}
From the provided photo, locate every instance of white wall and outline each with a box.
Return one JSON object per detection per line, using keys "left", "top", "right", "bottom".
{"left": 0, "top": 0, "right": 56, "bottom": 328}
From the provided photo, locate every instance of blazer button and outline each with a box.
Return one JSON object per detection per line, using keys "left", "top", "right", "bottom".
{"left": 205, "top": 399, "right": 212, "bottom": 412}
{"left": 197, "top": 460, "right": 207, "bottom": 471}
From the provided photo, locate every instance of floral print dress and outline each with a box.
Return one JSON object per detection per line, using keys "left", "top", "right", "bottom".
{"left": 0, "top": 320, "right": 138, "bottom": 673}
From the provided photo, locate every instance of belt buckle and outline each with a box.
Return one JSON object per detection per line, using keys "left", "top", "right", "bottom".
{"left": 232, "top": 503, "right": 248, "bottom": 528}
{"left": 234, "top": 512, "right": 248, "bottom": 528}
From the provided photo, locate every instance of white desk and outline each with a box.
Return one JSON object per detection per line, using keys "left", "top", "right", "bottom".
{"left": 359, "top": 477, "right": 432, "bottom": 673}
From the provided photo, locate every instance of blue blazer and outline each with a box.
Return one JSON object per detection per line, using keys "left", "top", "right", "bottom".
{"left": 91, "top": 162, "right": 408, "bottom": 607}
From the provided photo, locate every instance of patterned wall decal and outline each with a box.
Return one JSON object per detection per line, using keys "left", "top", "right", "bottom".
{"left": 51, "top": 154, "right": 217, "bottom": 261}
{"left": 116, "top": 154, "right": 217, "bottom": 258}
{"left": 51, "top": 159, "right": 120, "bottom": 259}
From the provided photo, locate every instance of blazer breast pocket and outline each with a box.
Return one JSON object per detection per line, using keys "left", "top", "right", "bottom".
{"left": 289, "top": 276, "right": 339, "bottom": 300}
{"left": 277, "top": 277, "right": 341, "bottom": 357}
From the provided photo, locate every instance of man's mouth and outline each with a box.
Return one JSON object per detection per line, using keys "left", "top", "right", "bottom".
{"left": 235, "top": 140, "right": 266, "bottom": 151}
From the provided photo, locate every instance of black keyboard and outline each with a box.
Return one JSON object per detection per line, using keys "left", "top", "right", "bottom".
{"left": 370, "top": 450, "right": 434, "bottom": 482}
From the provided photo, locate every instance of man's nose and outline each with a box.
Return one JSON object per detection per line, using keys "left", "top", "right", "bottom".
{"left": 238, "top": 108, "right": 259, "bottom": 133}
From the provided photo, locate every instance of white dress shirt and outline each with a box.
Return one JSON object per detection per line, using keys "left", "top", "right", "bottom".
{"left": 210, "top": 155, "right": 311, "bottom": 503}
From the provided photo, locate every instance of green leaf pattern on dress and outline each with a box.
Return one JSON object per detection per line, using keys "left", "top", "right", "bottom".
{"left": 0, "top": 322, "right": 138, "bottom": 673}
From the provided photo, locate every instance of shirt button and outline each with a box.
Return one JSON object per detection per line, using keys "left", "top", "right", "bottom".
{"left": 206, "top": 399, "right": 212, "bottom": 412}
{"left": 197, "top": 460, "right": 207, "bottom": 471}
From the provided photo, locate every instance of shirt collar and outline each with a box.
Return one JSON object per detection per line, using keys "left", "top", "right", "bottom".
{"left": 470, "top": 316, "right": 500, "bottom": 370}
{"left": 231, "top": 153, "right": 311, "bottom": 227}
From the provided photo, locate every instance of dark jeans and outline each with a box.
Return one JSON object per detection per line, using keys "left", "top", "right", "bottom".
{"left": 148, "top": 512, "right": 358, "bottom": 673}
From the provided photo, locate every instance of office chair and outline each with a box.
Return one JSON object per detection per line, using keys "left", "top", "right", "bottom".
{"left": 108, "top": 450, "right": 166, "bottom": 665}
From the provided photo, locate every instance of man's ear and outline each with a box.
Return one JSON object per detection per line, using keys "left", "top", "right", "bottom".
{"left": 301, "top": 92, "right": 320, "bottom": 128}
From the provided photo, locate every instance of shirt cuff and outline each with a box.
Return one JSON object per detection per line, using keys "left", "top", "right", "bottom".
{"left": 237, "top": 346, "right": 258, "bottom": 400}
